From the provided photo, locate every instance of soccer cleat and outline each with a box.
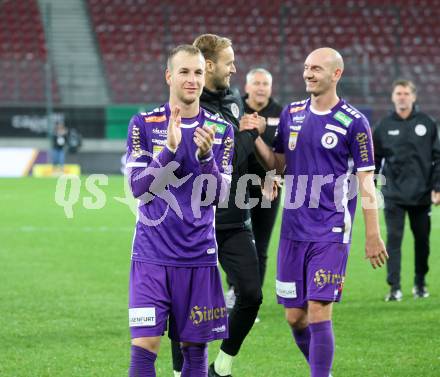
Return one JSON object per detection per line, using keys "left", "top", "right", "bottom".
{"left": 412, "top": 285, "right": 429, "bottom": 298}
{"left": 225, "top": 287, "right": 236, "bottom": 312}
{"left": 208, "top": 363, "right": 232, "bottom": 377}
{"left": 385, "top": 289, "right": 403, "bottom": 302}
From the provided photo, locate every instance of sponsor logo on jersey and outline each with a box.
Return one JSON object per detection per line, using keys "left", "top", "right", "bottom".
{"left": 388, "top": 129, "right": 400, "bottom": 136}
{"left": 152, "top": 128, "right": 167, "bottom": 136}
{"left": 153, "top": 145, "right": 164, "bottom": 157}
{"left": 415, "top": 124, "right": 427, "bottom": 136}
{"left": 131, "top": 124, "right": 142, "bottom": 158}
{"left": 291, "top": 114, "right": 305, "bottom": 123}
{"left": 325, "top": 123, "right": 347, "bottom": 135}
{"left": 152, "top": 138, "right": 166, "bottom": 146}
{"left": 212, "top": 325, "right": 226, "bottom": 333}
{"left": 321, "top": 132, "right": 338, "bottom": 149}
{"left": 129, "top": 307, "right": 156, "bottom": 327}
{"left": 289, "top": 131, "right": 298, "bottom": 150}
{"left": 290, "top": 105, "right": 306, "bottom": 113}
{"left": 222, "top": 136, "right": 233, "bottom": 170}
{"left": 290, "top": 125, "right": 302, "bottom": 131}
{"left": 313, "top": 269, "right": 345, "bottom": 288}
{"left": 267, "top": 117, "right": 280, "bottom": 126}
{"left": 205, "top": 120, "right": 226, "bottom": 135}
{"left": 190, "top": 305, "right": 227, "bottom": 325}
{"left": 356, "top": 132, "right": 370, "bottom": 162}
{"left": 276, "top": 280, "right": 297, "bottom": 298}
{"left": 144, "top": 115, "right": 166, "bottom": 123}
{"left": 333, "top": 111, "right": 353, "bottom": 127}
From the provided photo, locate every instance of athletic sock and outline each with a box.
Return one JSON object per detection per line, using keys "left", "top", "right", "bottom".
{"left": 173, "top": 372, "right": 181, "bottom": 377}
{"left": 214, "top": 349, "right": 233, "bottom": 376}
{"left": 292, "top": 326, "right": 311, "bottom": 362}
{"left": 309, "top": 321, "right": 334, "bottom": 377}
{"left": 129, "top": 345, "right": 157, "bottom": 377}
{"left": 181, "top": 344, "right": 208, "bottom": 377}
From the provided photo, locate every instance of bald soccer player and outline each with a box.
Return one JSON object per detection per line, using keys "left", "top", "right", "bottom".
{"left": 247, "top": 48, "right": 388, "bottom": 376}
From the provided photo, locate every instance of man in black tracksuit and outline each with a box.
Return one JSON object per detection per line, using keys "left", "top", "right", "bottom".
{"left": 242, "top": 68, "right": 283, "bottom": 291}
{"left": 373, "top": 79, "right": 440, "bottom": 302}
{"left": 171, "top": 34, "right": 265, "bottom": 377}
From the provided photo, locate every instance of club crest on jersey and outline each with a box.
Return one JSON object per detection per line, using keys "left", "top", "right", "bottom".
{"left": 230, "top": 103, "right": 240, "bottom": 119}
{"left": 289, "top": 131, "right": 298, "bottom": 150}
{"left": 415, "top": 124, "right": 427, "bottom": 136}
{"left": 321, "top": 132, "right": 338, "bottom": 149}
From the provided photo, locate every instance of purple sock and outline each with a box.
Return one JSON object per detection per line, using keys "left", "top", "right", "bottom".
{"left": 129, "top": 345, "right": 156, "bottom": 377}
{"left": 309, "top": 321, "right": 334, "bottom": 377}
{"left": 181, "top": 344, "right": 208, "bottom": 377}
{"left": 292, "top": 326, "right": 311, "bottom": 362}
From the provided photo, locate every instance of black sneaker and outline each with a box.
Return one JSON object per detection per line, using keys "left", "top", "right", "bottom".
{"left": 208, "top": 363, "right": 232, "bottom": 377}
{"left": 385, "top": 289, "right": 403, "bottom": 302}
{"left": 412, "top": 285, "right": 429, "bottom": 298}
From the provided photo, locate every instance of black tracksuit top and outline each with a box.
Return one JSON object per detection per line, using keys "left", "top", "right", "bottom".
{"left": 373, "top": 107, "right": 440, "bottom": 205}
{"left": 200, "top": 87, "right": 259, "bottom": 229}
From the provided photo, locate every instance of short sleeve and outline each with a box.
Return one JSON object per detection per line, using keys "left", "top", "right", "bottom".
{"left": 126, "top": 114, "right": 150, "bottom": 168}
{"left": 348, "top": 117, "right": 375, "bottom": 172}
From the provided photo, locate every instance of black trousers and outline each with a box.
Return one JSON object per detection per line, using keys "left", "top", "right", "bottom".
{"left": 249, "top": 185, "right": 281, "bottom": 287}
{"left": 171, "top": 226, "right": 263, "bottom": 370}
{"left": 384, "top": 200, "right": 431, "bottom": 290}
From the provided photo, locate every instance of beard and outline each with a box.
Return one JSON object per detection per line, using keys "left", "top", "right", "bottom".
{"left": 212, "top": 74, "right": 230, "bottom": 91}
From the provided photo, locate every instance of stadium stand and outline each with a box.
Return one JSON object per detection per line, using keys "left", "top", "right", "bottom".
{"left": 0, "top": 0, "right": 59, "bottom": 103}
{"left": 1, "top": 0, "right": 439, "bottom": 122}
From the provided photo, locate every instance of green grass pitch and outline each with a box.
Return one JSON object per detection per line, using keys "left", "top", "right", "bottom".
{"left": 1, "top": 176, "right": 439, "bottom": 376}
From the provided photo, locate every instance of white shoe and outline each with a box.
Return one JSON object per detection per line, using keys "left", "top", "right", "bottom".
{"left": 384, "top": 289, "right": 403, "bottom": 302}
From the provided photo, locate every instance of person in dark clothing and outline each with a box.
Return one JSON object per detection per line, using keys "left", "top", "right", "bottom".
{"left": 51, "top": 122, "right": 68, "bottom": 174}
{"left": 243, "top": 68, "right": 283, "bottom": 290}
{"left": 170, "top": 34, "right": 266, "bottom": 377}
{"left": 373, "top": 79, "right": 440, "bottom": 302}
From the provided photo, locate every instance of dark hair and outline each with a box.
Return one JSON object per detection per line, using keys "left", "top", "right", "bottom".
{"left": 193, "top": 34, "right": 232, "bottom": 62}
{"left": 167, "top": 44, "right": 203, "bottom": 69}
{"left": 392, "top": 79, "right": 417, "bottom": 95}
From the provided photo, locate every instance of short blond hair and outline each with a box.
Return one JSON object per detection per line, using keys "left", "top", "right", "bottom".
{"left": 193, "top": 34, "right": 232, "bottom": 62}
{"left": 167, "top": 44, "right": 203, "bottom": 70}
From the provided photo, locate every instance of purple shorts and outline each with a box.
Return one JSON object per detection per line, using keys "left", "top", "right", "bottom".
{"left": 276, "top": 239, "right": 350, "bottom": 308}
{"left": 128, "top": 260, "right": 228, "bottom": 343}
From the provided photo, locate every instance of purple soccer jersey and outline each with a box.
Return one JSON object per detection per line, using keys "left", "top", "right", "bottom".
{"left": 273, "top": 98, "right": 375, "bottom": 244}
{"left": 126, "top": 103, "right": 234, "bottom": 267}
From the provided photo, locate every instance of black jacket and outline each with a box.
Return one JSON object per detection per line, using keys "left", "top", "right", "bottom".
{"left": 373, "top": 107, "right": 440, "bottom": 205}
{"left": 200, "top": 87, "right": 259, "bottom": 229}
{"left": 243, "top": 95, "right": 283, "bottom": 179}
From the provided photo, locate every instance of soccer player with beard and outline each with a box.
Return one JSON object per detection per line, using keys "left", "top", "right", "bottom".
{"left": 171, "top": 34, "right": 266, "bottom": 377}
{"left": 249, "top": 48, "right": 388, "bottom": 377}
{"left": 126, "top": 45, "right": 234, "bottom": 377}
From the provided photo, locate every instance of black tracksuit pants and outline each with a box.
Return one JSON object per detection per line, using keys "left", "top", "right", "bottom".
{"left": 384, "top": 200, "right": 431, "bottom": 290}
{"left": 249, "top": 185, "right": 281, "bottom": 287}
